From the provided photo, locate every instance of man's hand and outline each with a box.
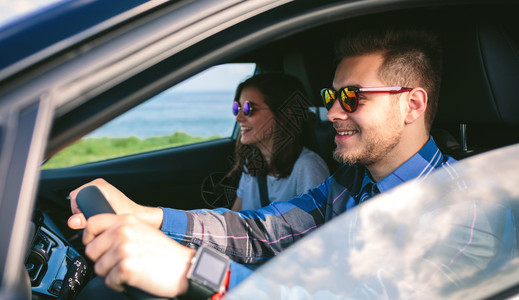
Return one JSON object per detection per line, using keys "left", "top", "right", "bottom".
{"left": 67, "top": 178, "right": 163, "bottom": 230}
{"left": 83, "top": 213, "right": 196, "bottom": 297}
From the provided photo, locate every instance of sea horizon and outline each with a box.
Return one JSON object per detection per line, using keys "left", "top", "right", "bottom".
{"left": 87, "top": 90, "right": 237, "bottom": 139}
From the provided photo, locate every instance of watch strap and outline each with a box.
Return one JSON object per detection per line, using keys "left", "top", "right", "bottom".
{"left": 181, "top": 278, "right": 216, "bottom": 300}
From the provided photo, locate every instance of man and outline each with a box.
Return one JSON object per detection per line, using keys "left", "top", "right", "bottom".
{"left": 68, "top": 25, "right": 458, "bottom": 298}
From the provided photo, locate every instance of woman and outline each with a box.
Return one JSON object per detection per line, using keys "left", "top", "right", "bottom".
{"left": 230, "top": 73, "right": 329, "bottom": 211}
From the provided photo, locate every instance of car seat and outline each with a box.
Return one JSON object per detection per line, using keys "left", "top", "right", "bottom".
{"left": 283, "top": 46, "right": 340, "bottom": 173}
{"left": 434, "top": 20, "right": 519, "bottom": 159}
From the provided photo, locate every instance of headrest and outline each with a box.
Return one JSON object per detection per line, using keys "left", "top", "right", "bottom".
{"left": 283, "top": 44, "right": 336, "bottom": 107}
{"left": 437, "top": 22, "right": 519, "bottom": 125}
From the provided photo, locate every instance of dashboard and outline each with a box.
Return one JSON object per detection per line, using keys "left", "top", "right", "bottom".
{"left": 26, "top": 211, "right": 88, "bottom": 299}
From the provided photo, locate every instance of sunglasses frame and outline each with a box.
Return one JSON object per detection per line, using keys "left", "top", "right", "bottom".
{"left": 321, "top": 86, "right": 413, "bottom": 113}
{"left": 233, "top": 101, "right": 254, "bottom": 117}
{"left": 232, "top": 101, "right": 267, "bottom": 117}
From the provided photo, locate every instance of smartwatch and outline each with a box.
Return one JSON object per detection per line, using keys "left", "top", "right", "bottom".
{"left": 181, "top": 246, "right": 230, "bottom": 300}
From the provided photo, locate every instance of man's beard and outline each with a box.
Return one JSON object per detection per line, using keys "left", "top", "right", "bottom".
{"left": 333, "top": 114, "right": 403, "bottom": 166}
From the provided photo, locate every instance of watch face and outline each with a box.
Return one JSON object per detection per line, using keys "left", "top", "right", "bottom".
{"left": 192, "top": 247, "right": 229, "bottom": 290}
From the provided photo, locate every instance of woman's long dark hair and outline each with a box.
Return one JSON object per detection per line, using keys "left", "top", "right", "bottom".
{"left": 229, "top": 73, "right": 318, "bottom": 178}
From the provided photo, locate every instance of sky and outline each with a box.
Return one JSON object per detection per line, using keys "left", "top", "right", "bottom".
{"left": 174, "top": 64, "right": 256, "bottom": 91}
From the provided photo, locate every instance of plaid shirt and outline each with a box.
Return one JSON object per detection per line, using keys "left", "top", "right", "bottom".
{"left": 161, "top": 137, "right": 457, "bottom": 285}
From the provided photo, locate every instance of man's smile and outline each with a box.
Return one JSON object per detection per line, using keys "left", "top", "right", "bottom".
{"left": 337, "top": 130, "right": 358, "bottom": 136}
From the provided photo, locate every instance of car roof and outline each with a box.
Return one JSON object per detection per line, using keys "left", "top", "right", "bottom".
{"left": 0, "top": 0, "right": 154, "bottom": 79}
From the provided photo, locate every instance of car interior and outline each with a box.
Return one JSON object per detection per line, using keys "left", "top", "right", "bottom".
{"left": 24, "top": 1, "right": 519, "bottom": 299}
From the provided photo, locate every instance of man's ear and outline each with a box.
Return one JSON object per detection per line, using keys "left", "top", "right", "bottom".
{"left": 404, "top": 87, "right": 427, "bottom": 124}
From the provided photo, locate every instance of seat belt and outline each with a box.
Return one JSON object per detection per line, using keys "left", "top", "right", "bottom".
{"left": 257, "top": 174, "right": 270, "bottom": 207}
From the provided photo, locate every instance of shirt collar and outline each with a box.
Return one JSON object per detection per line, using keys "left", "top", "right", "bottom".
{"left": 364, "top": 136, "right": 445, "bottom": 194}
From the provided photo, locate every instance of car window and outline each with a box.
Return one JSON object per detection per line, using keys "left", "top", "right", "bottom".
{"left": 228, "top": 144, "right": 519, "bottom": 299}
{"left": 43, "top": 63, "right": 256, "bottom": 169}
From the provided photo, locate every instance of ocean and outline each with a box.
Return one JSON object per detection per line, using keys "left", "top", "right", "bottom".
{"left": 87, "top": 90, "right": 237, "bottom": 139}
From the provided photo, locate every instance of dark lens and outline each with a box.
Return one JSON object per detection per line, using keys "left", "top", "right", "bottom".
{"left": 321, "top": 89, "right": 335, "bottom": 110}
{"left": 243, "top": 101, "right": 251, "bottom": 116}
{"left": 232, "top": 101, "right": 239, "bottom": 116}
{"left": 340, "top": 88, "right": 357, "bottom": 112}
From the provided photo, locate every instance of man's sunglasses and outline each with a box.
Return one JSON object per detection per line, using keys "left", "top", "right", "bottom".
{"left": 232, "top": 101, "right": 267, "bottom": 117}
{"left": 320, "top": 86, "right": 413, "bottom": 113}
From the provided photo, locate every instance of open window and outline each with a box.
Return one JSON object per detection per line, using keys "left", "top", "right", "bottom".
{"left": 43, "top": 63, "right": 256, "bottom": 169}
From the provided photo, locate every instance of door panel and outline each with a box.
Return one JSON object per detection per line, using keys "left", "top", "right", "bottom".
{"left": 38, "top": 138, "right": 237, "bottom": 227}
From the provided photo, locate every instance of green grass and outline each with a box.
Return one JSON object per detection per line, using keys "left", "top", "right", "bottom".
{"left": 42, "top": 132, "right": 220, "bottom": 169}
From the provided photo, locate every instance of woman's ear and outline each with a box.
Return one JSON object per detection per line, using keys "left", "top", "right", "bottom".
{"left": 404, "top": 87, "right": 427, "bottom": 125}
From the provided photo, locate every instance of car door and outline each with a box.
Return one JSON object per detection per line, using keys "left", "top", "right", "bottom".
{"left": 0, "top": 1, "right": 289, "bottom": 297}
{"left": 0, "top": 94, "right": 54, "bottom": 300}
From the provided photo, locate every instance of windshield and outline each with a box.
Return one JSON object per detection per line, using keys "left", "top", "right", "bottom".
{"left": 228, "top": 144, "right": 519, "bottom": 299}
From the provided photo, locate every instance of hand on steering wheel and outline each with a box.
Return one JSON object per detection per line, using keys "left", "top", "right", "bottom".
{"left": 76, "top": 186, "right": 195, "bottom": 300}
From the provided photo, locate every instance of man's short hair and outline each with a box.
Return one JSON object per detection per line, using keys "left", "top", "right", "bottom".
{"left": 336, "top": 24, "right": 442, "bottom": 130}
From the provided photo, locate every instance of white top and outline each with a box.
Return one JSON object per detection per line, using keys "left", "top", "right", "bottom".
{"left": 236, "top": 147, "right": 330, "bottom": 210}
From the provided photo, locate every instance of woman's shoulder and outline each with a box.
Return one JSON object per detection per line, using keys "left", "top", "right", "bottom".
{"left": 295, "top": 147, "right": 329, "bottom": 173}
{"left": 286, "top": 147, "right": 330, "bottom": 192}
{"left": 298, "top": 147, "right": 325, "bottom": 161}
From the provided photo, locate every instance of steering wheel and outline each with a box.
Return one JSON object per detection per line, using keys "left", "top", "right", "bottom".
{"left": 76, "top": 186, "right": 169, "bottom": 300}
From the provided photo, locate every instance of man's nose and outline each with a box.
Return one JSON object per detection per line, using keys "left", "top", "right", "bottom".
{"left": 326, "top": 99, "right": 349, "bottom": 122}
